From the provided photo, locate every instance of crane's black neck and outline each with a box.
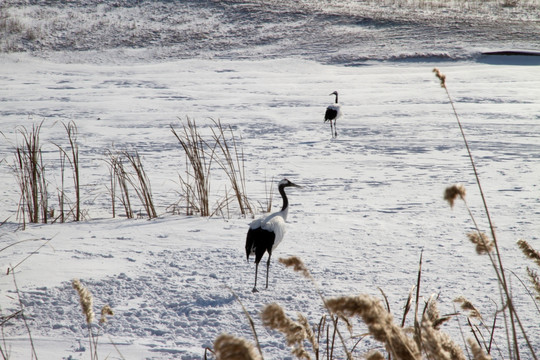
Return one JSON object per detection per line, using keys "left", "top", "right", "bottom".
{"left": 279, "top": 184, "right": 289, "bottom": 212}
{"left": 333, "top": 93, "right": 339, "bottom": 104}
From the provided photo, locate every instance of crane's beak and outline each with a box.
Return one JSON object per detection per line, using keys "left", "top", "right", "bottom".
{"left": 290, "top": 182, "right": 302, "bottom": 188}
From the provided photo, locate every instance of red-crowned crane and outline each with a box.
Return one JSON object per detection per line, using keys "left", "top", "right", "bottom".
{"left": 324, "top": 91, "right": 342, "bottom": 138}
{"left": 245, "top": 178, "right": 301, "bottom": 292}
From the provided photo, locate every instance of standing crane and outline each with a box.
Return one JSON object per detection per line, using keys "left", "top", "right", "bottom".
{"left": 245, "top": 178, "right": 301, "bottom": 292}
{"left": 325, "top": 91, "right": 342, "bottom": 138}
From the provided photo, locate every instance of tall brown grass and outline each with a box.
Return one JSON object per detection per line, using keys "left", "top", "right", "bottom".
{"left": 12, "top": 121, "right": 48, "bottom": 228}
{"left": 54, "top": 121, "right": 82, "bottom": 222}
{"left": 171, "top": 117, "right": 255, "bottom": 218}
{"left": 171, "top": 117, "right": 214, "bottom": 216}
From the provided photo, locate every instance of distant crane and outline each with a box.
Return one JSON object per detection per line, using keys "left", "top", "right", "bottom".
{"left": 245, "top": 178, "right": 301, "bottom": 292}
{"left": 324, "top": 91, "right": 342, "bottom": 138}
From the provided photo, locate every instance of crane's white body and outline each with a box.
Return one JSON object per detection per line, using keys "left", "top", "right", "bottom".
{"left": 248, "top": 208, "right": 287, "bottom": 252}
{"left": 245, "top": 178, "right": 300, "bottom": 292}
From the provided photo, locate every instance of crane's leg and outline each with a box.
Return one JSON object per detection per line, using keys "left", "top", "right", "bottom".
{"left": 265, "top": 253, "right": 272, "bottom": 289}
{"left": 334, "top": 120, "right": 338, "bottom": 137}
{"left": 252, "top": 262, "right": 259, "bottom": 293}
{"left": 329, "top": 121, "right": 334, "bottom": 138}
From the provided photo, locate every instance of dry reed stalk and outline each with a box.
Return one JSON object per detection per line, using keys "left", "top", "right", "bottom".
{"left": 298, "top": 313, "right": 319, "bottom": 356}
{"left": 54, "top": 121, "right": 82, "bottom": 222}
{"left": 264, "top": 175, "right": 274, "bottom": 213}
{"left": 325, "top": 295, "right": 420, "bottom": 360}
{"left": 210, "top": 119, "right": 254, "bottom": 217}
{"left": 171, "top": 117, "right": 214, "bottom": 217}
{"left": 123, "top": 150, "right": 157, "bottom": 219}
{"left": 213, "top": 334, "right": 262, "bottom": 360}
{"left": 226, "top": 286, "right": 264, "bottom": 358}
{"left": 401, "top": 285, "right": 415, "bottom": 327}
{"left": 10, "top": 269, "right": 38, "bottom": 358}
{"left": 13, "top": 121, "right": 48, "bottom": 226}
{"left": 105, "top": 152, "right": 134, "bottom": 219}
{"left": 261, "top": 303, "right": 310, "bottom": 359}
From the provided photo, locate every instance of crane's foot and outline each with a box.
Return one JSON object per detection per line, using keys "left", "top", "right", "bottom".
{"left": 252, "top": 287, "right": 259, "bottom": 293}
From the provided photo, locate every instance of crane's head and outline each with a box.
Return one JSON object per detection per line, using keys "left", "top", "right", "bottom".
{"left": 329, "top": 91, "right": 338, "bottom": 96}
{"left": 279, "top": 178, "right": 301, "bottom": 188}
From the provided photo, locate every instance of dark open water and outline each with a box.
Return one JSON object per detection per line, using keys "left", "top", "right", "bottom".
{"left": 2, "top": 0, "right": 540, "bottom": 64}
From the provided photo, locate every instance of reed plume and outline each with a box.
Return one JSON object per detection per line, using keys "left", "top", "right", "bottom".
{"left": 100, "top": 304, "right": 114, "bottom": 324}
{"left": 325, "top": 295, "right": 420, "bottom": 360}
{"left": 467, "top": 232, "right": 494, "bottom": 255}
{"left": 433, "top": 68, "right": 447, "bottom": 88}
{"left": 279, "top": 256, "right": 312, "bottom": 279}
{"left": 366, "top": 350, "right": 385, "bottom": 360}
{"left": 72, "top": 279, "right": 95, "bottom": 324}
{"left": 444, "top": 184, "right": 466, "bottom": 208}
{"left": 261, "top": 303, "right": 310, "bottom": 359}
{"left": 213, "top": 334, "right": 261, "bottom": 360}
{"left": 468, "top": 338, "right": 493, "bottom": 360}
{"left": 517, "top": 239, "right": 540, "bottom": 267}
{"left": 526, "top": 268, "right": 540, "bottom": 301}
{"left": 454, "top": 296, "right": 482, "bottom": 319}
{"left": 421, "top": 315, "right": 466, "bottom": 360}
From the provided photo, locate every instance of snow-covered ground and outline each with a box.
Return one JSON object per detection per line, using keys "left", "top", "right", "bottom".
{"left": 1, "top": 53, "right": 539, "bottom": 359}
{"left": 1, "top": 0, "right": 540, "bottom": 358}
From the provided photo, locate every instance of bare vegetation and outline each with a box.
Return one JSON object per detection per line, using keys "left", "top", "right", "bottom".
{"left": 12, "top": 121, "right": 48, "bottom": 228}
{"left": 171, "top": 117, "right": 214, "bottom": 217}
{"left": 171, "top": 117, "right": 255, "bottom": 218}
{"left": 105, "top": 149, "right": 157, "bottom": 219}
{"left": 54, "top": 121, "right": 82, "bottom": 222}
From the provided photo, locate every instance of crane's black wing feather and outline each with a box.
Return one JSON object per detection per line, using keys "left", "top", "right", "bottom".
{"left": 246, "top": 227, "right": 276, "bottom": 264}
{"left": 325, "top": 107, "right": 338, "bottom": 122}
